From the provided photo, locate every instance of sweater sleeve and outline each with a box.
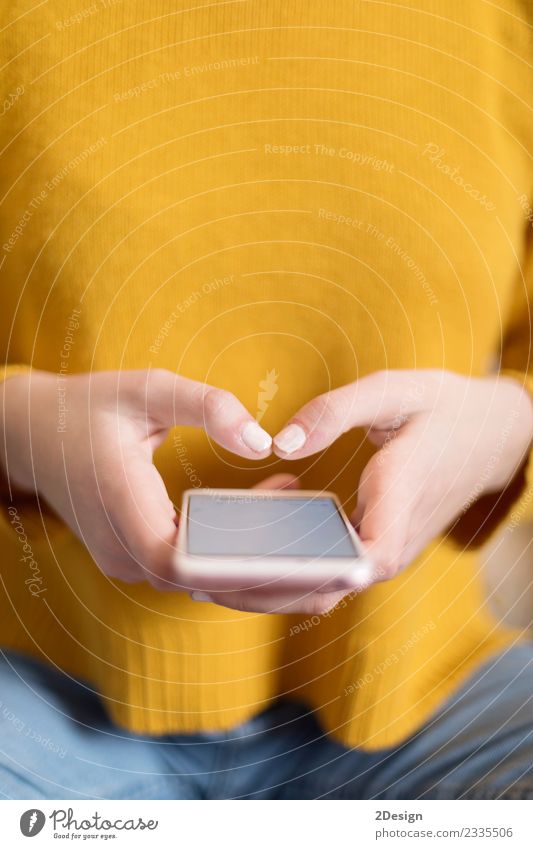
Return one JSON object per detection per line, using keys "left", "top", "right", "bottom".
{"left": 0, "top": 364, "right": 47, "bottom": 536}
{"left": 449, "top": 224, "right": 533, "bottom": 548}
{"left": 0, "top": 364, "right": 31, "bottom": 500}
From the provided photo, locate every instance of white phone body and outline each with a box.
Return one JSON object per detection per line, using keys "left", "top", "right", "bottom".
{"left": 174, "top": 488, "right": 373, "bottom": 593}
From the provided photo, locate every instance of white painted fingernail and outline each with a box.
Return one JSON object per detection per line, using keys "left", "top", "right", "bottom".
{"left": 273, "top": 423, "right": 306, "bottom": 454}
{"left": 241, "top": 421, "right": 272, "bottom": 453}
{"left": 191, "top": 591, "right": 213, "bottom": 602}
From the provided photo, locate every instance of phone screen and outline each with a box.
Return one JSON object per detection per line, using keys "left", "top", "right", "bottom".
{"left": 186, "top": 493, "right": 359, "bottom": 558}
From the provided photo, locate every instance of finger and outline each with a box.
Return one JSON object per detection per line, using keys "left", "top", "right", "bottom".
{"left": 190, "top": 587, "right": 351, "bottom": 614}
{"left": 108, "top": 451, "right": 182, "bottom": 591}
{"left": 351, "top": 454, "right": 415, "bottom": 583}
{"left": 252, "top": 473, "right": 300, "bottom": 491}
{"left": 126, "top": 368, "right": 273, "bottom": 460}
{"left": 272, "top": 370, "right": 432, "bottom": 459}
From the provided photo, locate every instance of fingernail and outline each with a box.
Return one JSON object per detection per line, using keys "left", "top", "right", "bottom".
{"left": 242, "top": 421, "right": 272, "bottom": 453}
{"left": 273, "top": 423, "right": 306, "bottom": 454}
{"left": 190, "top": 591, "right": 213, "bottom": 602}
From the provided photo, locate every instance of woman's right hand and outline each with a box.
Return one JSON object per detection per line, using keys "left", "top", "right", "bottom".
{"left": 0, "top": 369, "right": 272, "bottom": 589}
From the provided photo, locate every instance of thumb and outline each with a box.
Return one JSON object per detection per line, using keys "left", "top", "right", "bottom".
{"left": 272, "top": 370, "right": 431, "bottom": 459}
{"left": 126, "top": 368, "right": 273, "bottom": 459}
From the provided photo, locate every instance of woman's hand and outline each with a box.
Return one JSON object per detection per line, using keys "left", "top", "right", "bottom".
{"left": 0, "top": 369, "right": 272, "bottom": 590}
{"left": 273, "top": 369, "right": 533, "bottom": 581}
{"left": 195, "top": 370, "right": 533, "bottom": 614}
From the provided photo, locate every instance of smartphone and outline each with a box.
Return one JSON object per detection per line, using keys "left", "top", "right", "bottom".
{"left": 174, "top": 488, "right": 373, "bottom": 592}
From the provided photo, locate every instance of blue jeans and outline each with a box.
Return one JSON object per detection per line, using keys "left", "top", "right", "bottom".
{"left": 0, "top": 644, "right": 532, "bottom": 800}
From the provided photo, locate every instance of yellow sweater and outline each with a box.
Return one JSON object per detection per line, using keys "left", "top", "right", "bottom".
{"left": 1, "top": 0, "right": 532, "bottom": 749}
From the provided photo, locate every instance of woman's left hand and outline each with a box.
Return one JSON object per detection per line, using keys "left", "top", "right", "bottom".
{"left": 191, "top": 370, "right": 533, "bottom": 614}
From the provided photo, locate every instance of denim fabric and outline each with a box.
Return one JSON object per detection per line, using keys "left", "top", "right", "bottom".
{"left": 0, "top": 643, "right": 532, "bottom": 799}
